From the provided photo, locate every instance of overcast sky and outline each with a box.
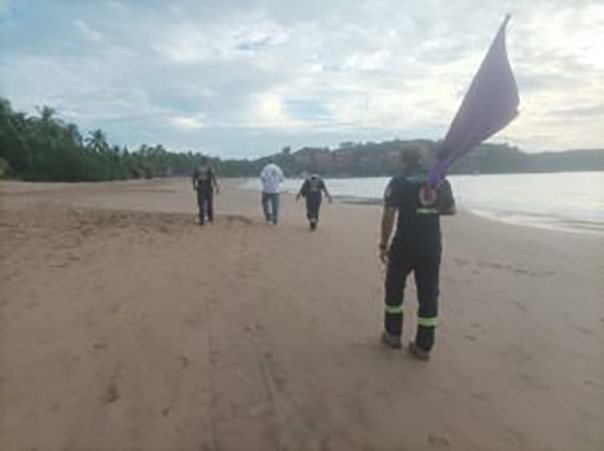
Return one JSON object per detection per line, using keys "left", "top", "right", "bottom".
{"left": 1, "top": 0, "right": 603, "bottom": 157}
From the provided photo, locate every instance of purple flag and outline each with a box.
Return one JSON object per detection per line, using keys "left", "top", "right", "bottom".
{"left": 429, "top": 15, "right": 520, "bottom": 187}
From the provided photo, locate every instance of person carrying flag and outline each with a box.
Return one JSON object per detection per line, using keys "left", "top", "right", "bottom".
{"left": 296, "top": 174, "right": 332, "bottom": 230}
{"left": 379, "top": 146, "right": 456, "bottom": 359}
{"left": 377, "top": 15, "right": 519, "bottom": 359}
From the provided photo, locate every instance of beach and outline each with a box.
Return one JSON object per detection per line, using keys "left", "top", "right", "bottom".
{"left": 1, "top": 178, "right": 603, "bottom": 451}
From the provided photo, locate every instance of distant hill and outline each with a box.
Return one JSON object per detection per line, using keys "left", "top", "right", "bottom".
{"left": 219, "top": 141, "right": 604, "bottom": 178}
{"left": 527, "top": 149, "right": 604, "bottom": 173}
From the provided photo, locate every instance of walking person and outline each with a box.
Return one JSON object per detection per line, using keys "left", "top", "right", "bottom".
{"left": 192, "top": 157, "right": 220, "bottom": 225}
{"left": 296, "top": 174, "right": 332, "bottom": 230}
{"left": 378, "top": 146, "right": 456, "bottom": 360}
{"left": 260, "top": 159, "right": 284, "bottom": 225}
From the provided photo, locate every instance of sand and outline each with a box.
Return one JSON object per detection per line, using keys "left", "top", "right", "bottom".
{"left": 0, "top": 178, "right": 603, "bottom": 451}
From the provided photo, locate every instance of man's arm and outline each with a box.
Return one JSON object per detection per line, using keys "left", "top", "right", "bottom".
{"left": 380, "top": 207, "right": 397, "bottom": 263}
{"left": 442, "top": 203, "right": 456, "bottom": 215}
{"left": 296, "top": 180, "right": 307, "bottom": 201}
{"left": 438, "top": 180, "right": 456, "bottom": 215}
{"left": 322, "top": 182, "right": 333, "bottom": 203}
{"left": 192, "top": 170, "right": 197, "bottom": 190}
{"left": 380, "top": 178, "right": 401, "bottom": 263}
{"left": 210, "top": 168, "right": 220, "bottom": 194}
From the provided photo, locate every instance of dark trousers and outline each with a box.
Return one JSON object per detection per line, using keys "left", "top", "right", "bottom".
{"left": 197, "top": 189, "right": 214, "bottom": 224}
{"left": 384, "top": 240, "right": 441, "bottom": 352}
{"left": 305, "top": 192, "right": 322, "bottom": 224}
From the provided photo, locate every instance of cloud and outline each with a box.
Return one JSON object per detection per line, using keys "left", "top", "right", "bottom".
{"left": 74, "top": 20, "right": 102, "bottom": 43}
{"left": 249, "top": 93, "right": 301, "bottom": 128}
{"left": 1, "top": 0, "right": 603, "bottom": 157}
{"left": 106, "top": 1, "right": 123, "bottom": 9}
{"left": 170, "top": 115, "right": 205, "bottom": 130}
{"left": 154, "top": 12, "right": 289, "bottom": 64}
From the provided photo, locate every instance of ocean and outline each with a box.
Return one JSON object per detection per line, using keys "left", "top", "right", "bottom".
{"left": 241, "top": 171, "right": 604, "bottom": 234}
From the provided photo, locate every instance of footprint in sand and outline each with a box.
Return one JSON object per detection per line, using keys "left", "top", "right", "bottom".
{"left": 92, "top": 341, "right": 109, "bottom": 351}
{"left": 583, "top": 379, "right": 603, "bottom": 390}
{"left": 102, "top": 382, "right": 119, "bottom": 404}
{"left": 107, "top": 304, "right": 121, "bottom": 315}
{"left": 47, "top": 403, "right": 62, "bottom": 413}
{"left": 503, "top": 346, "right": 533, "bottom": 365}
{"left": 428, "top": 433, "right": 451, "bottom": 447}
{"left": 453, "top": 258, "right": 470, "bottom": 267}
{"left": 579, "top": 327, "right": 594, "bottom": 336}
{"left": 177, "top": 355, "right": 189, "bottom": 372}
{"left": 512, "top": 300, "right": 529, "bottom": 313}
{"left": 516, "top": 371, "right": 547, "bottom": 391}
{"left": 101, "top": 365, "right": 122, "bottom": 404}
{"left": 470, "top": 392, "right": 490, "bottom": 403}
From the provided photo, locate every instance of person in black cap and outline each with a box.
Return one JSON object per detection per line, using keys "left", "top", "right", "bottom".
{"left": 379, "top": 145, "right": 456, "bottom": 360}
{"left": 192, "top": 157, "right": 220, "bottom": 225}
{"left": 296, "top": 174, "right": 332, "bottom": 230}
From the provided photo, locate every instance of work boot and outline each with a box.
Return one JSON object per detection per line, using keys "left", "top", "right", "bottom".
{"left": 408, "top": 341, "right": 431, "bottom": 361}
{"left": 381, "top": 331, "right": 402, "bottom": 349}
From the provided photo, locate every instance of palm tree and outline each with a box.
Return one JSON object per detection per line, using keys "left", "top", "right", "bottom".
{"left": 85, "top": 129, "right": 109, "bottom": 153}
{"left": 37, "top": 106, "right": 56, "bottom": 125}
{"left": 66, "top": 123, "right": 83, "bottom": 147}
{"left": 0, "top": 99, "right": 34, "bottom": 172}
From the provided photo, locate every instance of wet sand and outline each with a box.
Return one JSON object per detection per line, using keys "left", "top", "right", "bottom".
{"left": 1, "top": 178, "right": 603, "bottom": 450}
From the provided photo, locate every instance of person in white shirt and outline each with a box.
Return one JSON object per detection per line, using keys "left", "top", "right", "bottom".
{"left": 260, "top": 159, "right": 285, "bottom": 225}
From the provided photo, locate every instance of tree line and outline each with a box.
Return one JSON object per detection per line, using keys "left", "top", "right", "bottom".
{"left": 1, "top": 97, "right": 602, "bottom": 182}
{"left": 0, "top": 97, "right": 212, "bottom": 181}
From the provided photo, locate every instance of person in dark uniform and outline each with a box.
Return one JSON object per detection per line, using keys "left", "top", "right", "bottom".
{"left": 296, "top": 174, "right": 332, "bottom": 230}
{"left": 192, "top": 157, "right": 220, "bottom": 225}
{"left": 379, "top": 146, "right": 456, "bottom": 360}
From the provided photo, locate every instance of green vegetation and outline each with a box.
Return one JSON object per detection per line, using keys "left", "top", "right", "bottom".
{"left": 0, "top": 98, "right": 211, "bottom": 181}
{"left": 1, "top": 97, "right": 602, "bottom": 181}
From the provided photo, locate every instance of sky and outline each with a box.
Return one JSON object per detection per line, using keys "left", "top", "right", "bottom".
{"left": 1, "top": 0, "right": 603, "bottom": 158}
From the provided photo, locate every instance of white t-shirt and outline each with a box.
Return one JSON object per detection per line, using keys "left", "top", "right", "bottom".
{"left": 260, "top": 163, "right": 285, "bottom": 194}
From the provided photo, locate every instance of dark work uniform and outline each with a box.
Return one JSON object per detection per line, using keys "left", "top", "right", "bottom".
{"left": 300, "top": 176, "right": 326, "bottom": 229}
{"left": 383, "top": 165, "right": 455, "bottom": 352}
{"left": 193, "top": 165, "right": 217, "bottom": 225}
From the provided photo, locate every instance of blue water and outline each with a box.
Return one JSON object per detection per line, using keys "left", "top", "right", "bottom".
{"left": 241, "top": 172, "right": 604, "bottom": 233}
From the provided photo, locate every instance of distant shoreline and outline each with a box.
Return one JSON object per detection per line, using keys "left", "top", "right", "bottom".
{"left": 239, "top": 172, "right": 604, "bottom": 235}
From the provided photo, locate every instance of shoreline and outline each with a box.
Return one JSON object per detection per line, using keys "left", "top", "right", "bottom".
{"left": 236, "top": 180, "right": 604, "bottom": 235}
{"left": 467, "top": 208, "right": 604, "bottom": 235}
{"left": 337, "top": 197, "right": 604, "bottom": 235}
